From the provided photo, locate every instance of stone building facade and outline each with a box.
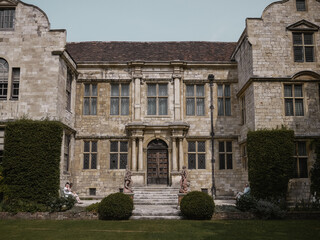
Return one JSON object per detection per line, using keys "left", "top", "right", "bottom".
{"left": 0, "top": 0, "right": 319, "bottom": 201}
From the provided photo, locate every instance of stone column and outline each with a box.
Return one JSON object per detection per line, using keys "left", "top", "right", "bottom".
{"left": 179, "top": 138, "right": 184, "bottom": 170}
{"left": 174, "top": 77, "right": 181, "bottom": 120}
{"left": 134, "top": 77, "right": 141, "bottom": 120}
{"left": 172, "top": 138, "right": 178, "bottom": 171}
{"left": 138, "top": 137, "right": 143, "bottom": 171}
{"left": 131, "top": 138, "right": 137, "bottom": 171}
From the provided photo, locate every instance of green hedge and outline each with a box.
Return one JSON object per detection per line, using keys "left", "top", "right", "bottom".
{"left": 2, "top": 120, "right": 63, "bottom": 204}
{"left": 310, "top": 139, "right": 320, "bottom": 199}
{"left": 247, "top": 129, "right": 295, "bottom": 200}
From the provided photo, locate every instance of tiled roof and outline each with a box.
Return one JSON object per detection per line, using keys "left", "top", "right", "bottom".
{"left": 66, "top": 41, "right": 237, "bottom": 63}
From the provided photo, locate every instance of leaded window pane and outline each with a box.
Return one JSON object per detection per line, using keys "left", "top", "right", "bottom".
{"left": 83, "top": 98, "right": 90, "bottom": 115}
{"left": 198, "top": 154, "right": 206, "bottom": 169}
{"left": 121, "top": 84, "right": 129, "bottom": 96}
{"left": 158, "top": 84, "right": 167, "bottom": 96}
{"left": 218, "top": 98, "right": 224, "bottom": 116}
{"left": 110, "top": 154, "right": 118, "bottom": 169}
{"left": 110, "top": 141, "right": 118, "bottom": 152}
{"left": 91, "top": 84, "right": 98, "bottom": 96}
{"left": 293, "top": 33, "right": 303, "bottom": 44}
{"left": 110, "top": 98, "right": 119, "bottom": 115}
{"left": 188, "top": 154, "right": 196, "bottom": 169}
{"left": 294, "top": 85, "right": 303, "bottom": 97}
{"left": 148, "top": 84, "right": 156, "bottom": 96}
{"left": 225, "top": 99, "right": 231, "bottom": 116}
{"left": 304, "top": 34, "right": 313, "bottom": 45}
{"left": 227, "top": 154, "right": 233, "bottom": 169}
{"left": 198, "top": 141, "right": 205, "bottom": 152}
{"left": 120, "top": 141, "right": 128, "bottom": 152}
{"left": 217, "top": 85, "right": 223, "bottom": 97}
{"left": 84, "top": 141, "right": 90, "bottom": 152}
{"left": 0, "top": 9, "right": 15, "bottom": 29}
{"left": 196, "top": 98, "right": 204, "bottom": 116}
{"left": 219, "top": 154, "right": 225, "bottom": 170}
{"left": 91, "top": 98, "right": 97, "bottom": 115}
{"left": 299, "top": 158, "right": 308, "bottom": 178}
{"left": 148, "top": 98, "right": 156, "bottom": 115}
{"left": 295, "top": 99, "right": 304, "bottom": 116}
{"left": 83, "top": 154, "right": 90, "bottom": 169}
{"left": 224, "top": 85, "right": 231, "bottom": 97}
{"left": 226, "top": 142, "right": 232, "bottom": 152}
{"left": 120, "top": 154, "right": 127, "bottom": 169}
{"left": 294, "top": 46, "right": 304, "bottom": 62}
{"left": 219, "top": 142, "right": 224, "bottom": 152}
{"left": 91, "top": 141, "right": 97, "bottom": 152}
{"left": 296, "top": 0, "right": 306, "bottom": 11}
{"left": 121, "top": 98, "right": 129, "bottom": 115}
{"left": 186, "top": 98, "right": 195, "bottom": 116}
{"left": 305, "top": 47, "right": 314, "bottom": 62}
{"left": 91, "top": 154, "right": 97, "bottom": 169}
{"left": 188, "top": 141, "right": 196, "bottom": 152}
{"left": 111, "top": 84, "right": 119, "bottom": 96}
{"left": 159, "top": 98, "right": 168, "bottom": 115}
{"left": 284, "top": 85, "right": 292, "bottom": 97}
{"left": 186, "top": 85, "right": 194, "bottom": 97}
{"left": 84, "top": 84, "right": 90, "bottom": 96}
{"left": 196, "top": 85, "right": 204, "bottom": 97}
{"left": 297, "top": 142, "right": 307, "bottom": 156}
{"left": 285, "top": 99, "right": 294, "bottom": 116}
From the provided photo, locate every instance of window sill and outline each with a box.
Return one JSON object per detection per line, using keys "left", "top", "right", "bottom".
{"left": 145, "top": 115, "right": 171, "bottom": 118}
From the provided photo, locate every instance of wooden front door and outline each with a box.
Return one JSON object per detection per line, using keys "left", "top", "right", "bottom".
{"left": 147, "top": 140, "right": 168, "bottom": 185}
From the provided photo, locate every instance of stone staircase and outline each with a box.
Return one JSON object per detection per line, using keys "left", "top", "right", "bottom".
{"left": 130, "top": 185, "right": 182, "bottom": 220}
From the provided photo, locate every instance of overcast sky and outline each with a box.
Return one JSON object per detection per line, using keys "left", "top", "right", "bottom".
{"left": 23, "top": 0, "right": 276, "bottom": 42}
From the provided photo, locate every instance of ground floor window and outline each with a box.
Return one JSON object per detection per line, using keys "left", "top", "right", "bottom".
{"left": 0, "top": 128, "right": 4, "bottom": 164}
{"left": 187, "top": 141, "right": 206, "bottom": 169}
{"left": 83, "top": 140, "right": 97, "bottom": 169}
{"left": 219, "top": 141, "right": 233, "bottom": 170}
{"left": 64, "top": 134, "right": 71, "bottom": 172}
{"left": 294, "top": 141, "right": 308, "bottom": 178}
{"left": 110, "top": 141, "right": 128, "bottom": 169}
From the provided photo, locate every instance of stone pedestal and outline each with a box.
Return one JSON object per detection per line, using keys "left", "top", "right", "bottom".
{"left": 132, "top": 172, "right": 145, "bottom": 186}
{"left": 171, "top": 172, "right": 181, "bottom": 187}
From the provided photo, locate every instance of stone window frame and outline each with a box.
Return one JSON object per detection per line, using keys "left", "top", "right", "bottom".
{"left": 11, "top": 67, "right": 20, "bottom": 100}
{"left": 217, "top": 84, "right": 231, "bottom": 116}
{"left": 0, "top": 58, "right": 9, "bottom": 100}
{"left": 83, "top": 83, "right": 98, "bottom": 115}
{"left": 187, "top": 140, "right": 206, "bottom": 170}
{"left": 186, "top": 84, "right": 205, "bottom": 116}
{"left": 218, "top": 140, "right": 233, "bottom": 170}
{"left": 66, "top": 69, "right": 72, "bottom": 112}
{"left": 110, "top": 83, "right": 130, "bottom": 116}
{"left": 0, "top": 127, "right": 4, "bottom": 165}
{"left": 296, "top": 0, "right": 307, "bottom": 11}
{"left": 147, "top": 83, "right": 168, "bottom": 116}
{"left": 241, "top": 95, "right": 246, "bottom": 125}
{"left": 283, "top": 83, "right": 304, "bottom": 116}
{"left": 292, "top": 32, "right": 315, "bottom": 62}
{"left": 293, "top": 141, "right": 309, "bottom": 178}
{"left": 110, "top": 140, "right": 128, "bottom": 170}
{"left": 0, "top": 8, "right": 15, "bottom": 30}
{"left": 83, "top": 140, "right": 98, "bottom": 169}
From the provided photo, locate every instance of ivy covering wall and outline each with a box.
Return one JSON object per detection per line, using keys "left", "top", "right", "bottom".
{"left": 247, "top": 129, "right": 295, "bottom": 200}
{"left": 2, "top": 120, "right": 63, "bottom": 204}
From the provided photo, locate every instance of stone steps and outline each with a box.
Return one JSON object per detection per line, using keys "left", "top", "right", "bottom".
{"left": 131, "top": 186, "right": 182, "bottom": 220}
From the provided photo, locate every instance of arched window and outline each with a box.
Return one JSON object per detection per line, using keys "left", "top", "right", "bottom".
{"left": 0, "top": 58, "right": 8, "bottom": 99}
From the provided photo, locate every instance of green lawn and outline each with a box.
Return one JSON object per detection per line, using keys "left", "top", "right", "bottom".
{"left": 0, "top": 220, "right": 319, "bottom": 240}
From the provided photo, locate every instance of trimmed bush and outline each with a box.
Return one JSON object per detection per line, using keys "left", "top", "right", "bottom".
{"left": 2, "top": 119, "right": 63, "bottom": 204}
{"left": 98, "top": 193, "right": 133, "bottom": 220}
{"left": 86, "top": 202, "right": 100, "bottom": 213}
{"left": 253, "top": 200, "right": 286, "bottom": 220}
{"left": 46, "top": 196, "right": 76, "bottom": 213}
{"left": 310, "top": 139, "right": 320, "bottom": 200}
{"left": 236, "top": 194, "right": 257, "bottom": 212}
{"left": 247, "top": 128, "right": 295, "bottom": 200}
{"left": 180, "top": 191, "right": 215, "bottom": 220}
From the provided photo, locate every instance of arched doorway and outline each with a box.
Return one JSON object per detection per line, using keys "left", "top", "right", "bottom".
{"left": 147, "top": 139, "right": 168, "bottom": 185}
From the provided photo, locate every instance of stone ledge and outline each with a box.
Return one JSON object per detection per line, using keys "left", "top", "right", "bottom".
{"left": 0, "top": 211, "right": 98, "bottom": 220}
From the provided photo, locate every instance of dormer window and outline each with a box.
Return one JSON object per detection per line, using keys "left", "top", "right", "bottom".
{"left": 0, "top": 9, "right": 15, "bottom": 29}
{"left": 293, "top": 32, "right": 314, "bottom": 62}
{"left": 296, "top": 0, "right": 306, "bottom": 11}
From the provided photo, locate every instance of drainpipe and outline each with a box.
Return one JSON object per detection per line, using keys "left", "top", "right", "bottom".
{"left": 208, "top": 74, "right": 216, "bottom": 198}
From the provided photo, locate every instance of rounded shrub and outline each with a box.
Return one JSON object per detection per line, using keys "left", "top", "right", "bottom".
{"left": 180, "top": 191, "right": 215, "bottom": 220}
{"left": 98, "top": 193, "right": 133, "bottom": 220}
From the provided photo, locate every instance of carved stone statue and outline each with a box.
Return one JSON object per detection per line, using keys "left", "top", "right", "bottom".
{"left": 124, "top": 165, "right": 133, "bottom": 193}
{"left": 179, "top": 165, "right": 189, "bottom": 193}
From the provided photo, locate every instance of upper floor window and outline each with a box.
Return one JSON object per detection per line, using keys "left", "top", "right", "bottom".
{"left": 147, "top": 83, "right": 168, "bottom": 115}
{"left": 11, "top": 68, "right": 20, "bottom": 100}
{"left": 219, "top": 141, "right": 233, "bottom": 170}
{"left": 284, "top": 84, "right": 304, "bottom": 116}
{"left": 296, "top": 0, "right": 306, "bottom": 11}
{"left": 0, "top": 9, "right": 15, "bottom": 30}
{"left": 218, "top": 84, "right": 231, "bottom": 116}
{"left": 293, "top": 32, "right": 314, "bottom": 62}
{"left": 83, "top": 141, "right": 97, "bottom": 169}
{"left": 293, "top": 141, "right": 308, "bottom": 178}
{"left": 83, "top": 84, "right": 97, "bottom": 115}
{"left": 0, "top": 128, "right": 4, "bottom": 165}
{"left": 110, "top": 141, "right": 128, "bottom": 169}
{"left": 66, "top": 70, "right": 72, "bottom": 111}
{"left": 188, "top": 141, "right": 206, "bottom": 169}
{"left": 110, "top": 84, "right": 129, "bottom": 115}
{"left": 186, "top": 85, "right": 205, "bottom": 116}
{"left": 0, "top": 58, "right": 8, "bottom": 100}
{"left": 241, "top": 96, "right": 246, "bottom": 125}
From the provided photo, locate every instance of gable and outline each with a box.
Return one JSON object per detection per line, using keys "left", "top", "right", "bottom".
{"left": 0, "top": 0, "right": 18, "bottom": 6}
{"left": 287, "top": 20, "right": 320, "bottom": 31}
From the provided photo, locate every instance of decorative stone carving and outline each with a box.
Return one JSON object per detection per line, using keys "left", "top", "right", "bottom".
{"left": 124, "top": 166, "right": 133, "bottom": 193}
{"left": 179, "top": 166, "right": 189, "bottom": 193}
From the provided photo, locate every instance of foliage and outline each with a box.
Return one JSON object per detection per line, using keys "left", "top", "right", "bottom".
{"left": 1, "top": 199, "right": 47, "bottom": 214}
{"left": 215, "top": 204, "right": 241, "bottom": 213}
{"left": 252, "top": 200, "right": 286, "bottom": 220}
{"left": 180, "top": 191, "right": 215, "bottom": 220}
{"left": 310, "top": 139, "right": 320, "bottom": 200}
{"left": 236, "top": 194, "right": 257, "bottom": 212}
{"left": 86, "top": 202, "right": 100, "bottom": 213}
{"left": 0, "top": 165, "right": 4, "bottom": 202}
{"left": 46, "top": 196, "right": 76, "bottom": 213}
{"left": 294, "top": 199, "right": 320, "bottom": 211}
{"left": 247, "top": 128, "right": 295, "bottom": 200}
{"left": 2, "top": 120, "right": 63, "bottom": 204}
{"left": 98, "top": 193, "right": 133, "bottom": 220}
